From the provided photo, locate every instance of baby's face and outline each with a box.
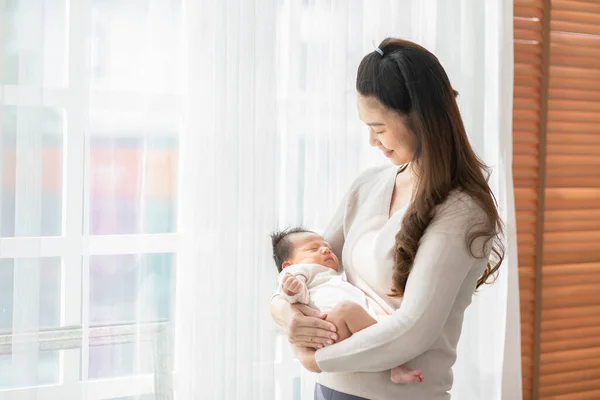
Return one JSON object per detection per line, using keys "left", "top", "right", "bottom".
{"left": 286, "top": 232, "right": 339, "bottom": 271}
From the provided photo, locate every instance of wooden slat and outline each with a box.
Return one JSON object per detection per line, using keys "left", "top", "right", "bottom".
{"left": 551, "top": 42, "right": 600, "bottom": 59}
{"left": 516, "top": 16, "right": 543, "bottom": 31}
{"left": 552, "top": 19, "right": 600, "bottom": 36}
{"left": 539, "top": 346, "right": 600, "bottom": 364}
{"left": 541, "top": 336, "right": 600, "bottom": 353}
{"left": 551, "top": 30, "right": 600, "bottom": 47}
{"left": 516, "top": 63, "right": 543, "bottom": 78}
{"left": 544, "top": 219, "right": 600, "bottom": 232}
{"left": 542, "top": 389, "right": 600, "bottom": 400}
{"left": 539, "top": 377, "right": 600, "bottom": 397}
{"left": 515, "top": 73, "right": 541, "bottom": 88}
{"left": 547, "top": 133, "right": 600, "bottom": 145}
{"left": 543, "top": 292, "right": 600, "bottom": 309}
{"left": 549, "top": 99, "right": 600, "bottom": 113}
{"left": 547, "top": 155, "right": 600, "bottom": 167}
{"left": 547, "top": 144, "right": 600, "bottom": 156}
{"left": 543, "top": 261, "right": 600, "bottom": 276}
{"left": 550, "top": 53, "right": 600, "bottom": 70}
{"left": 552, "top": 0, "right": 600, "bottom": 14}
{"left": 549, "top": 88, "right": 600, "bottom": 102}
{"left": 550, "top": 76, "right": 600, "bottom": 91}
{"left": 547, "top": 110, "right": 600, "bottom": 123}
{"left": 542, "top": 281, "right": 600, "bottom": 298}
{"left": 543, "top": 315, "right": 600, "bottom": 331}
{"left": 541, "top": 325, "right": 600, "bottom": 343}
{"left": 515, "top": 0, "right": 543, "bottom": 8}
{"left": 546, "top": 177, "right": 600, "bottom": 188}
{"left": 550, "top": 65, "right": 600, "bottom": 81}
{"left": 543, "top": 251, "right": 600, "bottom": 265}
{"left": 515, "top": 5, "right": 544, "bottom": 19}
{"left": 539, "top": 365, "right": 600, "bottom": 387}
{"left": 516, "top": 97, "right": 542, "bottom": 111}
{"left": 545, "top": 188, "right": 600, "bottom": 210}
{"left": 552, "top": 9, "right": 600, "bottom": 25}
{"left": 541, "top": 355, "right": 600, "bottom": 376}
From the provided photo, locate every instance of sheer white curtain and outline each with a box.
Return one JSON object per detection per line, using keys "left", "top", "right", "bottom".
{"left": 0, "top": 0, "right": 519, "bottom": 399}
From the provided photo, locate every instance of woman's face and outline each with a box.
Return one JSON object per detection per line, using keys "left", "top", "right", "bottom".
{"left": 357, "top": 94, "right": 417, "bottom": 166}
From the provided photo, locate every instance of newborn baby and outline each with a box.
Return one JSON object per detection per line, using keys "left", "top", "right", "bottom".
{"left": 271, "top": 227, "right": 424, "bottom": 384}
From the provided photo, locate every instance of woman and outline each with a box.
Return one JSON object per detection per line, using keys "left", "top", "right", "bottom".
{"left": 270, "top": 38, "right": 504, "bottom": 400}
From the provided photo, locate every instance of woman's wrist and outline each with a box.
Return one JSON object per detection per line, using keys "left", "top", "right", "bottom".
{"left": 294, "top": 345, "right": 322, "bottom": 373}
{"left": 270, "top": 294, "right": 292, "bottom": 329}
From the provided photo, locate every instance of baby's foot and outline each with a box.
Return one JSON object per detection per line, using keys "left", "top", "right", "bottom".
{"left": 391, "top": 365, "right": 424, "bottom": 384}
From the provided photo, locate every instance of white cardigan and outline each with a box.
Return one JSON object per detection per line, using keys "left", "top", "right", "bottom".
{"left": 314, "top": 165, "right": 490, "bottom": 400}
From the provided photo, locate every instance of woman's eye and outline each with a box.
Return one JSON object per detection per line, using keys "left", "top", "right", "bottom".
{"left": 375, "top": 131, "right": 384, "bottom": 135}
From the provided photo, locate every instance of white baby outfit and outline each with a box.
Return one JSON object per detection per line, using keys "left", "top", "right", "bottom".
{"left": 278, "top": 263, "right": 380, "bottom": 320}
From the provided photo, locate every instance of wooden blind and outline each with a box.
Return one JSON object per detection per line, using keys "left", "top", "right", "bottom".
{"left": 514, "top": 0, "right": 600, "bottom": 399}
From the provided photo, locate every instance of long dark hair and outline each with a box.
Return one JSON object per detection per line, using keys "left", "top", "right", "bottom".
{"left": 357, "top": 38, "right": 504, "bottom": 296}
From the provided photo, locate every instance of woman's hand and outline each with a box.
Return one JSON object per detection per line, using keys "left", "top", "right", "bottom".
{"left": 285, "top": 303, "right": 338, "bottom": 349}
{"left": 271, "top": 296, "right": 338, "bottom": 349}
{"left": 293, "top": 345, "right": 322, "bottom": 373}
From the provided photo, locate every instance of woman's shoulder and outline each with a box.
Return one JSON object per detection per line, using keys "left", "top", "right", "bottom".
{"left": 349, "top": 165, "right": 394, "bottom": 194}
{"left": 430, "top": 190, "right": 490, "bottom": 233}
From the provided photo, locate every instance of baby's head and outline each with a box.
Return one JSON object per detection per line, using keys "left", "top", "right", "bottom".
{"left": 270, "top": 227, "right": 339, "bottom": 273}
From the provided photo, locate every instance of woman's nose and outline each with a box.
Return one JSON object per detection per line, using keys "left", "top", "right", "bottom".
{"left": 368, "top": 129, "right": 379, "bottom": 147}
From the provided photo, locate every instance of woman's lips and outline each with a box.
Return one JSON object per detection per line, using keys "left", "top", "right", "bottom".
{"left": 383, "top": 150, "right": 393, "bottom": 158}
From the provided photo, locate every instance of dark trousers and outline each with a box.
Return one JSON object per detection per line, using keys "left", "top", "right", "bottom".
{"left": 314, "top": 383, "right": 369, "bottom": 400}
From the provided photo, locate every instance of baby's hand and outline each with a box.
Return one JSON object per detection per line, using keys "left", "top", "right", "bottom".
{"left": 282, "top": 272, "right": 303, "bottom": 296}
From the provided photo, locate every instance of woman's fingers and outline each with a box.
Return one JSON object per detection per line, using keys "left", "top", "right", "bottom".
{"left": 286, "top": 304, "right": 339, "bottom": 347}
{"left": 290, "top": 325, "right": 338, "bottom": 343}
{"left": 294, "top": 303, "right": 323, "bottom": 318}
{"left": 294, "top": 304, "right": 336, "bottom": 329}
{"left": 291, "top": 334, "right": 331, "bottom": 346}
{"left": 294, "top": 341, "right": 325, "bottom": 349}
{"left": 290, "top": 315, "right": 336, "bottom": 335}
{"left": 296, "top": 334, "right": 335, "bottom": 345}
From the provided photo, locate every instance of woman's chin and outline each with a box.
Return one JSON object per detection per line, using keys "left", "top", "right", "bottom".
{"left": 388, "top": 157, "right": 405, "bottom": 166}
{"left": 388, "top": 154, "right": 412, "bottom": 166}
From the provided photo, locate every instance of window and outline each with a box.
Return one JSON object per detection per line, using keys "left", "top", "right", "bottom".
{"left": 0, "top": 0, "right": 182, "bottom": 398}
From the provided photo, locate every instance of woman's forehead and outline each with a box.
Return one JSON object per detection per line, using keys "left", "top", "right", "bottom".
{"left": 357, "top": 95, "right": 388, "bottom": 123}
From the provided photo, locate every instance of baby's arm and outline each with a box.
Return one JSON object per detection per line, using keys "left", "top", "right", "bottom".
{"left": 280, "top": 272, "right": 310, "bottom": 304}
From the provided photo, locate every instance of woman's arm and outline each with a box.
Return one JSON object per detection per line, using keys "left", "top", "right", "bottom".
{"left": 315, "top": 197, "right": 490, "bottom": 372}
{"left": 270, "top": 295, "right": 338, "bottom": 349}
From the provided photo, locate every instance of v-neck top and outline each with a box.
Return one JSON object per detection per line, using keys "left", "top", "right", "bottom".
{"left": 314, "top": 165, "right": 490, "bottom": 400}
